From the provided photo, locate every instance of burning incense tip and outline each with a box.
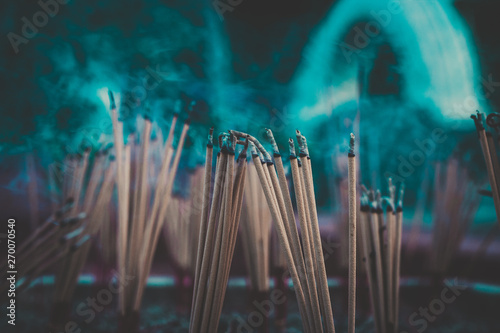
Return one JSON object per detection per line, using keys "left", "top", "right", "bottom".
{"left": 397, "top": 183, "right": 405, "bottom": 211}
{"left": 288, "top": 138, "right": 296, "bottom": 158}
{"left": 301, "top": 135, "right": 309, "bottom": 157}
{"left": 108, "top": 89, "right": 116, "bottom": 110}
{"left": 249, "top": 141, "right": 258, "bottom": 157}
{"left": 208, "top": 127, "right": 214, "bottom": 147}
{"left": 265, "top": 128, "right": 280, "bottom": 156}
{"left": 348, "top": 133, "right": 355, "bottom": 156}
{"left": 295, "top": 130, "right": 303, "bottom": 146}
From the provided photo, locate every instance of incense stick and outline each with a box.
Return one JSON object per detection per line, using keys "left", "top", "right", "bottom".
{"left": 347, "top": 133, "right": 357, "bottom": 333}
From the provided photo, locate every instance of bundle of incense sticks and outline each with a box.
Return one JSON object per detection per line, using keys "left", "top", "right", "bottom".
{"left": 0, "top": 200, "right": 88, "bottom": 301}
{"left": 224, "top": 128, "right": 337, "bottom": 333}
{"left": 41, "top": 143, "right": 116, "bottom": 329}
{"left": 359, "top": 180, "right": 404, "bottom": 333}
{"left": 162, "top": 168, "right": 203, "bottom": 311}
{"left": 239, "top": 158, "right": 272, "bottom": 329}
{"left": 471, "top": 111, "right": 500, "bottom": 225}
{"left": 108, "top": 91, "right": 191, "bottom": 332}
{"left": 429, "top": 159, "right": 479, "bottom": 277}
{"left": 190, "top": 131, "right": 248, "bottom": 333}
{"left": 163, "top": 168, "right": 203, "bottom": 278}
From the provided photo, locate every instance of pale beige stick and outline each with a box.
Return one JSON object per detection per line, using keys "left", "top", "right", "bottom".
{"left": 385, "top": 207, "right": 395, "bottom": 327}
{"left": 138, "top": 121, "right": 153, "bottom": 243}
{"left": 369, "top": 202, "right": 386, "bottom": 333}
{"left": 129, "top": 119, "right": 152, "bottom": 291}
{"left": 385, "top": 180, "right": 397, "bottom": 327}
{"left": 60, "top": 232, "right": 94, "bottom": 302}
{"left": 267, "top": 131, "right": 308, "bottom": 284}
{"left": 252, "top": 163, "right": 265, "bottom": 290}
{"left": 200, "top": 152, "right": 230, "bottom": 332}
{"left": 130, "top": 150, "right": 175, "bottom": 307}
{"left": 208, "top": 150, "right": 245, "bottom": 333}
{"left": 217, "top": 153, "right": 248, "bottom": 319}
{"left": 120, "top": 141, "right": 132, "bottom": 312}
{"left": 54, "top": 192, "right": 90, "bottom": 302}
{"left": 71, "top": 148, "right": 91, "bottom": 214}
{"left": 91, "top": 160, "right": 116, "bottom": 234}
{"left": 134, "top": 122, "right": 189, "bottom": 310}
{"left": 59, "top": 155, "right": 106, "bottom": 302}
{"left": 16, "top": 213, "right": 83, "bottom": 271}
{"left": 347, "top": 133, "right": 356, "bottom": 333}
{"left": 250, "top": 149, "right": 311, "bottom": 333}
{"left": 81, "top": 155, "right": 105, "bottom": 213}
{"left": 191, "top": 132, "right": 214, "bottom": 328}
{"left": 297, "top": 133, "right": 331, "bottom": 327}
{"left": 264, "top": 144, "right": 313, "bottom": 333}
{"left": 16, "top": 199, "right": 73, "bottom": 256}
{"left": 247, "top": 165, "right": 261, "bottom": 289}
{"left": 359, "top": 200, "right": 382, "bottom": 333}
{"left": 393, "top": 206, "right": 403, "bottom": 333}
{"left": 486, "top": 132, "right": 500, "bottom": 195}
{"left": 297, "top": 135, "right": 323, "bottom": 288}
{"left": 472, "top": 113, "right": 500, "bottom": 225}
{"left": 190, "top": 152, "right": 227, "bottom": 333}
{"left": 300, "top": 158, "right": 325, "bottom": 323}
{"left": 25, "top": 224, "right": 83, "bottom": 299}
{"left": 240, "top": 163, "right": 260, "bottom": 291}
{"left": 299, "top": 147, "right": 336, "bottom": 333}
{"left": 110, "top": 103, "right": 128, "bottom": 314}
{"left": 188, "top": 169, "right": 204, "bottom": 273}
{"left": 54, "top": 224, "right": 87, "bottom": 301}
{"left": 291, "top": 155, "right": 323, "bottom": 333}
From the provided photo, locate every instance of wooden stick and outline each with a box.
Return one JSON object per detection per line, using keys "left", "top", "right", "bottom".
{"left": 190, "top": 151, "right": 227, "bottom": 333}
{"left": 191, "top": 128, "right": 214, "bottom": 322}
{"left": 347, "top": 133, "right": 357, "bottom": 333}
{"left": 250, "top": 146, "right": 311, "bottom": 333}
{"left": 297, "top": 132, "right": 336, "bottom": 333}
{"left": 359, "top": 198, "right": 382, "bottom": 333}
{"left": 393, "top": 186, "right": 404, "bottom": 333}
{"left": 472, "top": 113, "right": 500, "bottom": 225}
{"left": 206, "top": 145, "right": 235, "bottom": 332}
{"left": 268, "top": 131, "right": 307, "bottom": 280}
{"left": 134, "top": 121, "right": 189, "bottom": 311}
{"left": 369, "top": 199, "right": 386, "bottom": 333}
{"left": 290, "top": 153, "right": 323, "bottom": 333}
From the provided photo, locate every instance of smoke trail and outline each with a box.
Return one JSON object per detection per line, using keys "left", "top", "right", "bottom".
{"left": 289, "top": 0, "right": 485, "bottom": 122}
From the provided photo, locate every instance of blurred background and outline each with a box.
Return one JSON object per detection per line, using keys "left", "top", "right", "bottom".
{"left": 1, "top": 0, "right": 500, "bottom": 331}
